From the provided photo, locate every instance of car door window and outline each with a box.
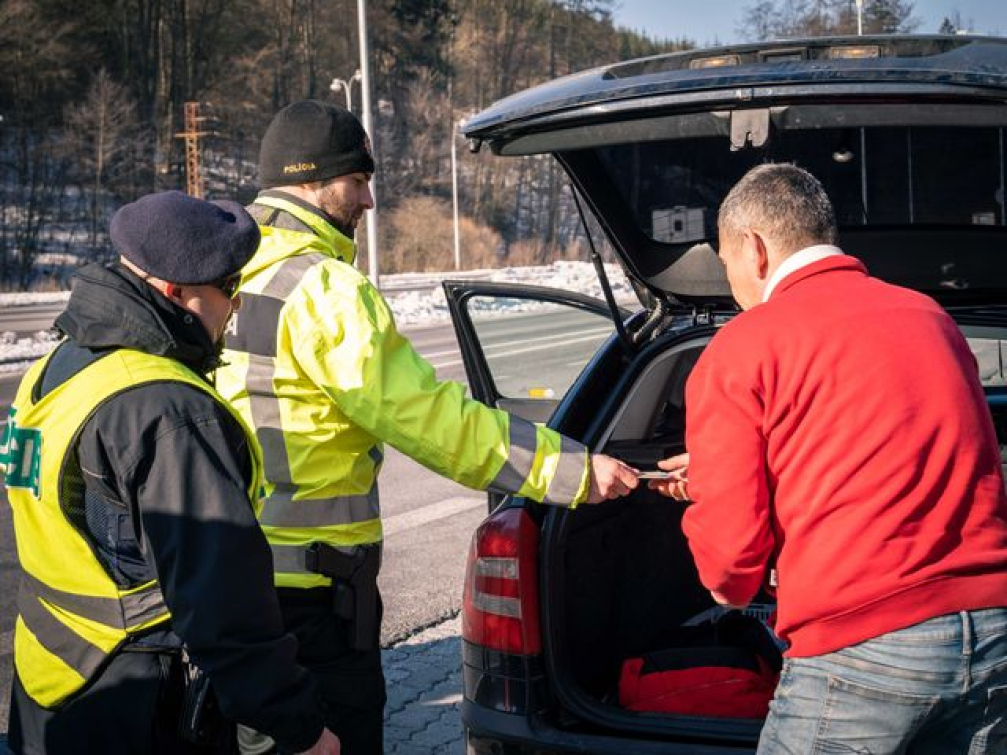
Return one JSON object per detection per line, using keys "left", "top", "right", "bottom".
{"left": 463, "top": 296, "right": 615, "bottom": 420}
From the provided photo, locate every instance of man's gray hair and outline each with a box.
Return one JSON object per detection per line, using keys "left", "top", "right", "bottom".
{"left": 718, "top": 163, "right": 837, "bottom": 253}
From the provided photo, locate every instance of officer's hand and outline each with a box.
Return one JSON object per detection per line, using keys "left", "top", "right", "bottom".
{"left": 586, "top": 454, "right": 639, "bottom": 503}
{"left": 650, "top": 452, "right": 690, "bottom": 501}
{"left": 298, "top": 728, "right": 340, "bottom": 754}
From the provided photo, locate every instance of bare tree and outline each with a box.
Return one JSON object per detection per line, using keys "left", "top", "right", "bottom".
{"left": 938, "top": 11, "right": 977, "bottom": 34}
{"left": 0, "top": 0, "right": 703, "bottom": 281}
{"left": 63, "top": 70, "right": 142, "bottom": 252}
{"left": 864, "top": 0, "right": 919, "bottom": 33}
{"left": 0, "top": 0, "right": 76, "bottom": 287}
{"left": 740, "top": 0, "right": 918, "bottom": 40}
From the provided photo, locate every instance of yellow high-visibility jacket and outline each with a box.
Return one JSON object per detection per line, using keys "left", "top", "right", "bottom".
{"left": 217, "top": 192, "right": 590, "bottom": 589}
{"left": 2, "top": 349, "right": 264, "bottom": 708}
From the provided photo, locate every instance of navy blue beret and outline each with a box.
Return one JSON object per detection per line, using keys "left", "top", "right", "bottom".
{"left": 110, "top": 190, "right": 260, "bottom": 285}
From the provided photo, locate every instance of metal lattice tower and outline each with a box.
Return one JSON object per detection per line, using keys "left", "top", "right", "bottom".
{"left": 176, "top": 102, "right": 207, "bottom": 198}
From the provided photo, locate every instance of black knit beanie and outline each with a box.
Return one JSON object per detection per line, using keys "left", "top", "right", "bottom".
{"left": 258, "top": 100, "right": 375, "bottom": 188}
{"left": 110, "top": 191, "right": 260, "bottom": 284}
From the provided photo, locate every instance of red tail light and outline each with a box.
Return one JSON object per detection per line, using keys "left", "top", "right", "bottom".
{"left": 462, "top": 506, "right": 541, "bottom": 654}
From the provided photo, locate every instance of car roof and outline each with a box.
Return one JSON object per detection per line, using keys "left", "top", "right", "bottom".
{"left": 463, "top": 35, "right": 1007, "bottom": 152}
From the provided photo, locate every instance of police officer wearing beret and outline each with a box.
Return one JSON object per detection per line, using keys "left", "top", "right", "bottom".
{"left": 2, "top": 192, "right": 339, "bottom": 755}
{"left": 218, "top": 102, "right": 638, "bottom": 754}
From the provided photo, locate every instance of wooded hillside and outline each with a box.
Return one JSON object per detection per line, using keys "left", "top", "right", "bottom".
{"left": 0, "top": 0, "right": 926, "bottom": 286}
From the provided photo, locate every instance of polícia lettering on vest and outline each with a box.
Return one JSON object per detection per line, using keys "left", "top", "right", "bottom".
{"left": 0, "top": 406, "right": 42, "bottom": 498}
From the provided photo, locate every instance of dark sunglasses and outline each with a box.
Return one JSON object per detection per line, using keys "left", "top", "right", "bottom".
{"left": 212, "top": 273, "right": 242, "bottom": 300}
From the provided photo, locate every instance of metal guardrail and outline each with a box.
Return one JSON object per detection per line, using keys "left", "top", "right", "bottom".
{"left": 377, "top": 269, "right": 497, "bottom": 293}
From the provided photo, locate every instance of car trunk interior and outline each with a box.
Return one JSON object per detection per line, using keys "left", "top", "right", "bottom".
{"left": 537, "top": 334, "right": 767, "bottom": 743}
{"left": 540, "top": 323, "right": 1007, "bottom": 743}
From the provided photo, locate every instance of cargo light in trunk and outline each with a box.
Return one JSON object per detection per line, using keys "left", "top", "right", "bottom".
{"left": 462, "top": 507, "right": 542, "bottom": 655}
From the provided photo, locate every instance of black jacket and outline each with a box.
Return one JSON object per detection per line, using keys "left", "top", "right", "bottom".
{"left": 32, "top": 262, "right": 324, "bottom": 752}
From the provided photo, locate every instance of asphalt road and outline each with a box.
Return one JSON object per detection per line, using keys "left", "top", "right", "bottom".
{"left": 0, "top": 303, "right": 616, "bottom": 734}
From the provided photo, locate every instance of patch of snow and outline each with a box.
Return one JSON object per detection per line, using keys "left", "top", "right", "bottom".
{"left": 0, "top": 291, "right": 72, "bottom": 307}
{"left": 0, "top": 261, "right": 638, "bottom": 371}
{"left": 386, "top": 261, "right": 634, "bottom": 328}
{"left": 0, "top": 329, "right": 63, "bottom": 373}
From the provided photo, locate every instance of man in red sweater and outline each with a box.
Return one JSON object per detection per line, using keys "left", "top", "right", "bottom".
{"left": 654, "top": 163, "right": 1007, "bottom": 752}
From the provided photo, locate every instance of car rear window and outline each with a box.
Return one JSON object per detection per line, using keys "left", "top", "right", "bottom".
{"left": 596, "top": 125, "right": 1007, "bottom": 244}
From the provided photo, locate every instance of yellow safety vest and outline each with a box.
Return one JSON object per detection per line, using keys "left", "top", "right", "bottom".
{"left": 217, "top": 195, "right": 590, "bottom": 589}
{"left": 1, "top": 348, "right": 264, "bottom": 708}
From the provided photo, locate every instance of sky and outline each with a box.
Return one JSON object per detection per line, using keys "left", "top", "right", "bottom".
{"left": 611, "top": 0, "right": 1006, "bottom": 45}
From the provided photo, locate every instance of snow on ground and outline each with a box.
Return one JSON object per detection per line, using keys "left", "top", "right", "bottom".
{"left": 0, "top": 329, "right": 63, "bottom": 371}
{"left": 386, "top": 260, "right": 633, "bottom": 327}
{"left": 0, "top": 261, "right": 636, "bottom": 372}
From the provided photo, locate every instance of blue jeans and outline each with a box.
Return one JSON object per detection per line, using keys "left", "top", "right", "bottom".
{"left": 757, "top": 608, "right": 1007, "bottom": 754}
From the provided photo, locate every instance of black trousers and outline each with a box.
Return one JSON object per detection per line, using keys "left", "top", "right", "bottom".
{"left": 8, "top": 650, "right": 226, "bottom": 755}
{"left": 278, "top": 587, "right": 386, "bottom": 755}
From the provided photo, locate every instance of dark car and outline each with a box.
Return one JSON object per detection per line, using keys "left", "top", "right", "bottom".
{"left": 444, "top": 35, "right": 1007, "bottom": 754}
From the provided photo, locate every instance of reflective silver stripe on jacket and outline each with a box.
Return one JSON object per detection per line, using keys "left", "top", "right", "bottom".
{"left": 258, "top": 483, "right": 380, "bottom": 527}
{"left": 541, "top": 434, "right": 588, "bottom": 505}
{"left": 230, "top": 253, "right": 328, "bottom": 485}
{"left": 487, "top": 416, "right": 538, "bottom": 495}
{"left": 17, "top": 575, "right": 168, "bottom": 683}
{"left": 18, "top": 582, "right": 107, "bottom": 685}
{"left": 20, "top": 571, "right": 167, "bottom": 630}
{"left": 263, "top": 448, "right": 385, "bottom": 567}
{"left": 271, "top": 542, "right": 381, "bottom": 575}
{"left": 228, "top": 252, "right": 386, "bottom": 532}
{"left": 248, "top": 202, "right": 315, "bottom": 234}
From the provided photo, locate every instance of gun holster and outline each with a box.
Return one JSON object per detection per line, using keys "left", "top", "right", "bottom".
{"left": 305, "top": 543, "right": 381, "bottom": 651}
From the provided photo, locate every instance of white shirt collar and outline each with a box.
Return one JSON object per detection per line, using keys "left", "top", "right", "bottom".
{"left": 762, "top": 244, "right": 844, "bottom": 303}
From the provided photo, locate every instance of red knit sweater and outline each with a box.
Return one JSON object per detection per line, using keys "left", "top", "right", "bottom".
{"left": 682, "top": 255, "right": 1007, "bottom": 657}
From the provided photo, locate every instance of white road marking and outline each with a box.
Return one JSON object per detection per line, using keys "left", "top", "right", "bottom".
{"left": 383, "top": 495, "right": 484, "bottom": 537}
{"left": 422, "top": 347, "right": 467, "bottom": 360}
{"left": 423, "top": 325, "right": 610, "bottom": 365}
{"left": 429, "top": 328, "right": 610, "bottom": 370}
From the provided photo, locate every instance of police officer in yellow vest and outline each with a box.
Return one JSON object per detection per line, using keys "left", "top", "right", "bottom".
{"left": 216, "top": 101, "right": 639, "bottom": 754}
{"left": 1, "top": 191, "right": 339, "bottom": 755}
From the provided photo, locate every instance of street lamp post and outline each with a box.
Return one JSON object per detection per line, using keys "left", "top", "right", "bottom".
{"left": 450, "top": 115, "right": 472, "bottom": 272}
{"left": 450, "top": 122, "right": 461, "bottom": 271}
{"left": 357, "top": 0, "right": 379, "bottom": 288}
{"left": 855, "top": 0, "right": 864, "bottom": 35}
{"left": 330, "top": 70, "right": 362, "bottom": 112}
